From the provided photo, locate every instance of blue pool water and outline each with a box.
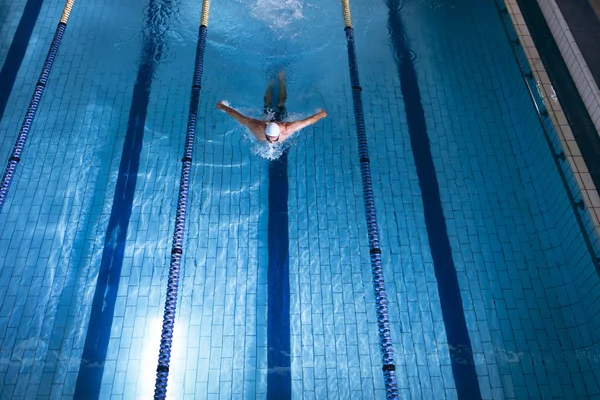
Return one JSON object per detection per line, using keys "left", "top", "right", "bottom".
{"left": 1, "top": 0, "right": 600, "bottom": 399}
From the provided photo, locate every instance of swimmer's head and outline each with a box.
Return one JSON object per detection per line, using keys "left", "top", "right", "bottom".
{"left": 265, "top": 122, "right": 280, "bottom": 143}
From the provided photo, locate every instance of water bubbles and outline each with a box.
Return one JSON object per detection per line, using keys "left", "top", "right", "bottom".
{"left": 250, "top": 0, "right": 304, "bottom": 34}
{"left": 251, "top": 140, "right": 290, "bottom": 160}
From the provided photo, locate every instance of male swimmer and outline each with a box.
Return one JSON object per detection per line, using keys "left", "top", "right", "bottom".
{"left": 217, "top": 71, "right": 327, "bottom": 143}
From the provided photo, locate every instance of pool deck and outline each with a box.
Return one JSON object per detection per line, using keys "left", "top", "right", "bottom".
{"left": 532, "top": 0, "right": 600, "bottom": 134}
{"left": 553, "top": 0, "right": 600, "bottom": 91}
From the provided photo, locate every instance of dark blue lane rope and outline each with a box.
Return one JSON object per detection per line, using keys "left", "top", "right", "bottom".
{"left": 343, "top": 27, "right": 399, "bottom": 399}
{"left": 0, "top": 0, "right": 45, "bottom": 124}
{"left": 74, "top": 0, "right": 176, "bottom": 397}
{"left": 0, "top": 21, "right": 67, "bottom": 212}
{"left": 153, "top": 23, "right": 208, "bottom": 400}
{"left": 385, "top": 2, "right": 482, "bottom": 398}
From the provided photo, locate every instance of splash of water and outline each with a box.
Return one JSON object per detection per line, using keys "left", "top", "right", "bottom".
{"left": 250, "top": 0, "right": 304, "bottom": 34}
{"left": 250, "top": 139, "right": 290, "bottom": 160}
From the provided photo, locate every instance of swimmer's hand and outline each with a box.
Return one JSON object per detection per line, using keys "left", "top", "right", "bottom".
{"left": 216, "top": 100, "right": 230, "bottom": 111}
{"left": 317, "top": 108, "right": 328, "bottom": 117}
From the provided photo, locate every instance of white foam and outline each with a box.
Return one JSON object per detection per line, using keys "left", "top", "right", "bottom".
{"left": 250, "top": 0, "right": 304, "bottom": 35}
{"left": 263, "top": 108, "right": 276, "bottom": 121}
{"left": 251, "top": 141, "right": 289, "bottom": 160}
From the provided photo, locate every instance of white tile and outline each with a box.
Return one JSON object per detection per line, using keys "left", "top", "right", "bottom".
{"left": 527, "top": 46, "right": 539, "bottom": 59}
{"left": 582, "top": 85, "right": 593, "bottom": 103}
{"left": 549, "top": 113, "right": 560, "bottom": 129}
{"left": 566, "top": 51, "right": 577, "bottom": 70}
{"left": 581, "top": 172, "right": 596, "bottom": 190}
{"left": 557, "top": 35, "right": 567, "bottom": 51}
{"left": 559, "top": 124, "right": 575, "bottom": 141}
{"left": 575, "top": 73, "right": 588, "bottom": 92}
{"left": 533, "top": 58, "right": 544, "bottom": 72}
{"left": 590, "top": 103, "right": 600, "bottom": 120}
{"left": 566, "top": 140, "right": 582, "bottom": 156}
{"left": 572, "top": 44, "right": 584, "bottom": 59}
{"left": 581, "top": 189, "right": 593, "bottom": 207}
{"left": 572, "top": 156, "right": 588, "bottom": 174}
{"left": 574, "top": 68, "right": 584, "bottom": 85}
{"left": 567, "top": 157, "right": 579, "bottom": 175}
{"left": 593, "top": 208, "right": 600, "bottom": 228}
{"left": 539, "top": 71, "right": 551, "bottom": 84}
{"left": 592, "top": 111, "right": 600, "bottom": 131}
{"left": 555, "top": 111, "right": 568, "bottom": 126}
{"left": 586, "top": 190, "right": 600, "bottom": 209}
{"left": 547, "top": 93, "right": 562, "bottom": 111}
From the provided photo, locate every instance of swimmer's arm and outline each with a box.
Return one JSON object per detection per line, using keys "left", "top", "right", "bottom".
{"left": 217, "top": 101, "right": 252, "bottom": 125}
{"left": 217, "top": 101, "right": 266, "bottom": 140}
{"left": 282, "top": 110, "right": 327, "bottom": 137}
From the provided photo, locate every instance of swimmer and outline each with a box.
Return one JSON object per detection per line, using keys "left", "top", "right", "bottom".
{"left": 216, "top": 71, "right": 327, "bottom": 143}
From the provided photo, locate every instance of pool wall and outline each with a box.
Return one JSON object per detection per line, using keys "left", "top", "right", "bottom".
{"left": 404, "top": 0, "right": 600, "bottom": 396}
{"left": 534, "top": 0, "right": 600, "bottom": 134}
{"left": 495, "top": 0, "right": 600, "bottom": 392}
{"left": 502, "top": 0, "right": 600, "bottom": 347}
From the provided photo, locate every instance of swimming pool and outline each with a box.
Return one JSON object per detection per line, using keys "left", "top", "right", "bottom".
{"left": 1, "top": 0, "right": 600, "bottom": 398}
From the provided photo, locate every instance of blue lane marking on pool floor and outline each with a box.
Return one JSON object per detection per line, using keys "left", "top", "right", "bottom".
{"left": 73, "top": 0, "right": 174, "bottom": 397}
{"left": 385, "top": 1, "right": 483, "bottom": 398}
{"left": 0, "top": 0, "right": 45, "bottom": 123}
{"left": 267, "top": 107, "right": 291, "bottom": 398}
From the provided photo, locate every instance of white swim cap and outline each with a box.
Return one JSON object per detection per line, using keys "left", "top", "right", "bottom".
{"left": 265, "top": 123, "right": 280, "bottom": 138}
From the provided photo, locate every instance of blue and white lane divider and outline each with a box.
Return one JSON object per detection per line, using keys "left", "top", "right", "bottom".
{"left": 0, "top": 0, "right": 75, "bottom": 212}
{"left": 154, "top": 1, "right": 211, "bottom": 398}
{"left": 340, "top": 1, "right": 399, "bottom": 398}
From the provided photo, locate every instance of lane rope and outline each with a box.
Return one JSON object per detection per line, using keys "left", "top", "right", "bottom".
{"left": 153, "top": 0, "right": 211, "bottom": 398}
{"left": 0, "top": 0, "right": 76, "bottom": 212}
{"left": 339, "top": 1, "right": 399, "bottom": 398}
